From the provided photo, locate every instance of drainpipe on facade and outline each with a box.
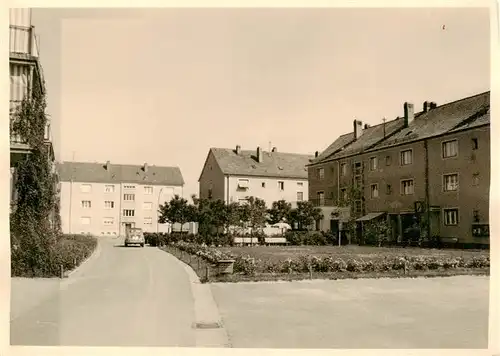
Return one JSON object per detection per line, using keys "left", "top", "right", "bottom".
{"left": 226, "top": 175, "right": 230, "bottom": 205}
{"left": 424, "top": 139, "right": 431, "bottom": 240}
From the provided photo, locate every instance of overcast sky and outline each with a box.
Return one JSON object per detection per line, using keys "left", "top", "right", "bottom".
{"left": 31, "top": 7, "right": 490, "bottom": 200}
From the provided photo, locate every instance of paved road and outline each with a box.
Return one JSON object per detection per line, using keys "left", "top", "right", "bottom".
{"left": 211, "top": 275, "right": 489, "bottom": 349}
{"left": 11, "top": 237, "right": 197, "bottom": 346}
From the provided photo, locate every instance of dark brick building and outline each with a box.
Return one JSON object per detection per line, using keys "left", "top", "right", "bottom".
{"left": 308, "top": 91, "right": 490, "bottom": 246}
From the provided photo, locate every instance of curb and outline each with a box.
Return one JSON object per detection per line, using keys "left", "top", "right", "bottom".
{"left": 64, "top": 238, "right": 102, "bottom": 279}
{"left": 164, "top": 249, "right": 231, "bottom": 348}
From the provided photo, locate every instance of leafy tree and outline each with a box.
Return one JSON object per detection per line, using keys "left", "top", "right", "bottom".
{"left": 289, "top": 201, "right": 323, "bottom": 231}
{"left": 223, "top": 202, "right": 241, "bottom": 235}
{"left": 335, "top": 185, "right": 363, "bottom": 244}
{"left": 158, "top": 195, "right": 195, "bottom": 234}
{"left": 209, "top": 199, "right": 227, "bottom": 237}
{"left": 10, "top": 78, "right": 61, "bottom": 276}
{"left": 267, "top": 200, "right": 292, "bottom": 225}
{"left": 364, "top": 218, "right": 391, "bottom": 247}
{"left": 245, "top": 196, "right": 268, "bottom": 244}
{"left": 191, "top": 194, "right": 213, "bottom": 239}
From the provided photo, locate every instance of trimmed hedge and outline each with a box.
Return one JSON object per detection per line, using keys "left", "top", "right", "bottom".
{"left": 285, "top": 231, "right": 336, "bottom": 246}
{"left": 144, "top": 232, "right": 234, "bottom": 247}
{"left": 11, "top": 234, "right": 97, "bottom": 278}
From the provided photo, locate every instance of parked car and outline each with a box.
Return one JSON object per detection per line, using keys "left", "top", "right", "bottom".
{"left": 125, "top": 228, "right": 145, "bottom": 247}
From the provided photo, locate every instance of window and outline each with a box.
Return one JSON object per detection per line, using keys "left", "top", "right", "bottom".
{"left": 340, "top": 163, "right": 347, "bottom": 176}
{"left": 443, "top": 174, "right": 459, "bottom": 192}
{"left": 143, "top": 202, "right": 153, "bottom": 210}
{"left": 354, "top": 200, "right": 362, "bottom": 214}
{"left": 237, "top": 179, "right": 249, "bottom": 189}
{"left": 317, "top": 168, "right": 325, "bottom": 180}
{"left": 123, "top": 194, "right": 135, "bottom": 201}
{"left": 386, "top": 184, "right": 392, "bottom": 195}
{"left": 444, "top": 208, "right": 459, "bottom": 226}
{"left": 144, "top": 186, "right": 153, "bottom": 195}
{"left": 104, "top": 185, "right": 115, "bottom": 193}
{"left": 261, "top": 182, "right": 266, "bottom": 188}
{"left": 472, "top": 138, "right": 478, "bottom": 150}
{"left": 297, "top": 192, "right": 304, "bottom": 201}
{"left": 370, "top": 184, "right": 379, "bottom": 198}
{"left": 123, "top": 209, "right": 135, "bottom": 217}
{"left": 104, "top": 201, "right": 115, "bottom": 209}
{"left": 278, "top": 181, "right": 284, "bottom": 191}
{"left": 144, "top": 217, "right": 153, "bottom": 225}
{"left": 354, "top": 175, "right": 362, "bottom": 188}
{"left": 472, "top": 173, "right": 480, "bottom": 186}
{"left": 401, "top": 179, "right": 414, "bottom": 195}
{"left": 103, "top": 217, "right": 114, "bottom": 225}
{"left": 80, "top": 184, "right": 92, "bottom": 193}
{"left": 80, "top": 216, "right": 91, "bottom": 225}
{"left": 442, "top": 140, "right": 458, "bottom": 158}
{"left": 400, "top": 150, "right": 413, "bottom": 165}
{"left": 340, "top": 188, "right": 348, "bottom": 201}
{"left": 354, "top": 162, "right": 362, "bottom": 175}
{"left": 317, "top": 191, "right": 325, "bottom": 206}
{"left": 369, "top": 157, "right": 378, "bottom": 171}
{"left": 81, "top": 200, "right": 91, "bottom": 208}
{"left": 124, "top": 185, "right": 135, "bottom": 189}
{"left": 297, "top": 182, "right": 303, "bottom": 186}
{"left": 208, "top": 188, "right": 213, "bottom": 199}
{"left": 385, "top": 155, "right": 392, "bottom": 166}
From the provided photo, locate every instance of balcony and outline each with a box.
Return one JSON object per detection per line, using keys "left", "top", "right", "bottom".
{"left": 9, "top": 25, "right": 39, "bottom": 59}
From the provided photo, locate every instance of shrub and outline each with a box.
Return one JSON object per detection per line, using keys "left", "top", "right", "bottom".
{"left": 233, "top": 255, "right": 257, "bottom": 275}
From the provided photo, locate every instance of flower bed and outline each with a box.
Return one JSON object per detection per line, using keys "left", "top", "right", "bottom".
{"left": 162, "top": 242, "right": 489, "bottom": 282}
{"left": 175, "top": 241, "right": 234, "bottom": 264}
{"left": 231, "top": 253, "right": 489, "bottom": 276}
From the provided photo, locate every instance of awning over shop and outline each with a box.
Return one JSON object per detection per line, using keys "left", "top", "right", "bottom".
{"left": 356, "top": 212, "right": 386, "bottom": 222}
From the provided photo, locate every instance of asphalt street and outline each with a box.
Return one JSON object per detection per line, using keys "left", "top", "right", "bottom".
{"left": 11, "top": 237, "right": 197, "bottom": 346}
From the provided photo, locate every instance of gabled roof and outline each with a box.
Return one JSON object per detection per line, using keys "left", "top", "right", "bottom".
{"left": 208, "top": 147, "right": 313, "bottom": 179}
{"left": 331, "top": 117, "right": 406, "bottom": 160}
{"left": 373, "top": 91, "right": 490, "bottom": 150}
{"left": 309, "top": 133, "right": 354, "bottom": 165}
{"left": 58, "top": 161, "right": 184, "bottom": 186}
{"left": 312, "top": 116, "right": 406, "bottom": 165}
{"left": 311, "top": 91, "right": 490, "bottom": 164}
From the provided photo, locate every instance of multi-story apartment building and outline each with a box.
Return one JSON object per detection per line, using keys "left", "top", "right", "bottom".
{"left": 9, "top": 9, "right": 57, "bottom": 213}
{"left": 199, "top": 146, "right": 313, "bottom": 208}
{"left": 58, "top": 161, "right": 185, "bottom": 236}
{"left": 308, "top": 91, "right": 490, "bottom": 246}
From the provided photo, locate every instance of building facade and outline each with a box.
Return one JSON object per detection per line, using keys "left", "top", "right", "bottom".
{"left": 9, "top": 8, "right": 57, "bottom": 216}
{"left": 199, "top": 146, "right": 312, "bottom": 209}
{"left": 58, "top": 161, "right": 185, "bottom": 236}
{"left": 308, "top": 92, "right": 490, "bottom": 246}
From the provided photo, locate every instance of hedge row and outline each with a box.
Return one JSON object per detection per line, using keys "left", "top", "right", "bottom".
{"left": 232, "top": 254, "right": 490, "bottom": 276}
{"left": 11, "top": 234, "right": 97, "bottom": 277}
{"left": 144, "top": 232, "right": 234, "bottom": 247}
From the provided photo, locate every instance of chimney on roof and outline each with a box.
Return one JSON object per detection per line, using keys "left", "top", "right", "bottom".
{"left": 272, "top": 147, "right": 277, "bottom": 153}
{"left": 364, "top": 123, "right": 370, "bottom": 129}
{"left": 315, "top": 151, "right": 319, "bottom": 158}
{"left": 143, "top": 162, "right": 148, "bottom": 172}
{"left": 235, "top": 145, "right": 241, "bottom": 155}
{"left": 105, "top": 160, "right": 110, "bottom": 170}
{"left": 256, "top": 146, "right": 263, "bottom": 163}
{"left": 430, "top": 102, "right": 437, "bottom": 109}
{"left": 353, "top": 119, "right": 363, "bottom": 140}
{"left": 404, "top": 102, "right": 414, "bottom": 128}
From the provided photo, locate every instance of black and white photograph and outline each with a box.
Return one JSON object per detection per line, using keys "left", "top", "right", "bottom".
{"left": 4, "top": 3, "right": 497, "bottom": 353}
